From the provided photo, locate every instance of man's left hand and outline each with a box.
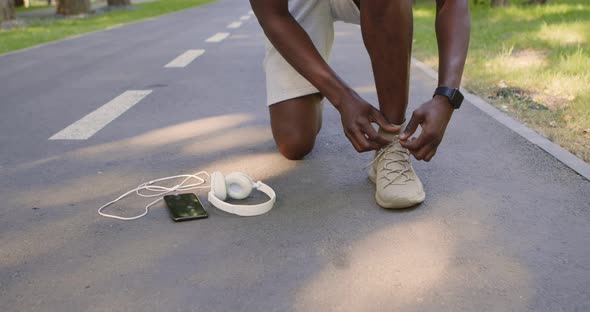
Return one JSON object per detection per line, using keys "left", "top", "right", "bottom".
{"left": 399, "top": 95, "right": 454, "bottom": 162}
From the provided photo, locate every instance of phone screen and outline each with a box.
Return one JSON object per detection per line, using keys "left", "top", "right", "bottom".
{"left": 163, "top": 193, "right": 208, "bottom": 222}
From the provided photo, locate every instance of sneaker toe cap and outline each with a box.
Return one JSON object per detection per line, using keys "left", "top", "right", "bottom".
{"left": 376, "top": 189, "right": 425, "bottom": 209}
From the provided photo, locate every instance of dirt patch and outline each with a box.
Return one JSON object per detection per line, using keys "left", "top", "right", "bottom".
{"left": 532, "top": 92, "right": 570, "bottom": 110}
{"left": 488, "top": 85, "right": 549, "bottom": 111}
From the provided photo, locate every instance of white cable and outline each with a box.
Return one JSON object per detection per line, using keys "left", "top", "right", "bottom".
{"left": 98, "top": 171, "right": 210, "bottom": 221}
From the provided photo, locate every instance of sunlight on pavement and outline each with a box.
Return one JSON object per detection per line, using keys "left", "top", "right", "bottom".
{"left": 181, "top": 125, "right": 273, "bottom": 156}
{"left": 202, "top": 152, "right": 299, "bottom": 181}
{"left": 8, "top": 114, "right": 256, "bottom": 175}
{"left": 1, "top": 113, "right": 284, "bottom": 270}
{"left": 295, "top": 191, "right": 533, "bottom": 311}
{"left": 73, "top": 114, "right": 255, "bottom": 160}
{"left": 0, "top": 213, "right": 87, "bottom": 269}
{"left": 2, "top": 225, "right": 187, "bottom": 310}
{"left": 0, "top": 170, "right": 146, "bottom": 268}
{"left": 295, "top": 219, "right": 455, "bottom": 311}
{"left": 108, "top": 113, "right": 253, "bottom": 147}
{"left": 1, "top": 153, "right": 296, "bottom": 284}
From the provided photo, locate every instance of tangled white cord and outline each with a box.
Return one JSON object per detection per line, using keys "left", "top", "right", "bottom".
{"left": 98, "top": 171, "right": 210, "bottom": 221}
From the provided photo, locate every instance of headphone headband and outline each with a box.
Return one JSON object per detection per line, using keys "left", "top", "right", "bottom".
{"left": 207, "top": 181, "right": 276, "bottom": 217}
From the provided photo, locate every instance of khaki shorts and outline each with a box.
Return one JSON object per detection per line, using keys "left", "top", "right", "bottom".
{"left": 264, "top": 0, "right": 361, "bottom": 106}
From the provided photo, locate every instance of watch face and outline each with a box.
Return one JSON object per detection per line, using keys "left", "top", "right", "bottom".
{"left": 435, "top": 87, "right": 463, "bottom": 109}
{"left": 453, "top": 90, "right": 464, "bottom": 109}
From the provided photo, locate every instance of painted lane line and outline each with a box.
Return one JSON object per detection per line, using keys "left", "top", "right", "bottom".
{"left": 164, "top": 49, "right": 205, "bottom": 68}
{"left": 240, "top": 15, "right": 251, "bottom": 21}
{"left": 205, "top": 32, "right": 230, "bottom": 43}
{"left": 49, "top": 90, "right": 153, "bottom": 140}
{"left": 227, "top": 21, "right": 242, "bottom": 29}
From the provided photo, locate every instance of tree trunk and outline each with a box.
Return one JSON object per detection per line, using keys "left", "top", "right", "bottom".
{"left": 14, "top": 0, "right": 22, "bottom": 7}
{"left": 528, "top": 0, "right": 547, "bottom": 4}
{"left": 491, "top": 0, "right": 509, "bottom": 7}
{"left": 0, "top": 0, "right": 15, "bottom": 23}
{"left": 107, "top": 0, "right": 130, "bottom": 6}
{"left": 56, "top": 0, "right": 90, "bottom": 15}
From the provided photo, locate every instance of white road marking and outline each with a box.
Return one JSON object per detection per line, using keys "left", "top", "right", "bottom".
{"left": 49, "top": 90, "right": 153, "bottom": 140}
{"left": 205, "top": 32, "right": 230, "bottom": 43}
{"left": 227, "top": 21, "right": 242, "bottom": 29}
{"left": 164, "top": 49, "right": 205, "bottom": 68}
{"left": 240, "top": 15, "right": 251, "bottom": 21}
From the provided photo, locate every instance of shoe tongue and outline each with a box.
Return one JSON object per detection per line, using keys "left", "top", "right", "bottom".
{"left": 378, "top": 120, "right": 408, "bottom": 142}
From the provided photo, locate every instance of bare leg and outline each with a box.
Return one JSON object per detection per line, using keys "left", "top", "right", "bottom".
{"left": 269, "top": 94, "right": 323, "bottom": 160}
{"left": 359, "top": 0, "right": 413, "bottom": 125}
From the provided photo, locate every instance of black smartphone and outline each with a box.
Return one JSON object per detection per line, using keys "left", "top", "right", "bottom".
{"left": 163, "top": 193, "right": 208, "bottom": 222}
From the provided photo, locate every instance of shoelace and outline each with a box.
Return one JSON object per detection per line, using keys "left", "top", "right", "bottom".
{"left": 366, "top": 139, "right": 414, "bottom": 188}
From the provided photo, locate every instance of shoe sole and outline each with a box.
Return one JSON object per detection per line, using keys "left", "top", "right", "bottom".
{"left": 375, "top": 193, "right": 425, "bottom": 209}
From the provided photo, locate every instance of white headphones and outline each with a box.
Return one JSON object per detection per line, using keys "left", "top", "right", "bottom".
{"left": 208, "top": 171, "right": 276, "bottom": 217}
{"left": 98, "top": 171, "right": 276, "bottom": 220}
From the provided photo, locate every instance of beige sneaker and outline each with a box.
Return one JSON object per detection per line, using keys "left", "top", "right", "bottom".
{"left": 368, "top": 125, "right": 425, "bottom": 209}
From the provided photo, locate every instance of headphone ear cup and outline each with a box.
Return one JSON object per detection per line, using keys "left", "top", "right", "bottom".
{"left": 224, "top": 172, "right": 254, "bottom": 200}
{"left": 210, "top": 171, "right": 227, "bottom": 201}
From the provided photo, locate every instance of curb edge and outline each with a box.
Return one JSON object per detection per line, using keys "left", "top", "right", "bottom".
{"left": 412, "top": 57, "right": 590, "bottom": 181}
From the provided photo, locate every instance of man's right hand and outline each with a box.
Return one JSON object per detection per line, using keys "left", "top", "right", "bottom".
{"left": 337, "top": 91, "right": 400, "bottom": 153}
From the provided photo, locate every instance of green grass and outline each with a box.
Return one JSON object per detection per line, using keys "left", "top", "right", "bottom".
{"left": 15, "top": 0, "right": 52, "bottom": 11}
{"left": 15, "top": 5, "right": 52, "bottom": 12}
{"left": 1, "top": 0, "right": 214, "bottom": 53}
{"left": 413, "top": 0, "right": 590, "bottom": 161}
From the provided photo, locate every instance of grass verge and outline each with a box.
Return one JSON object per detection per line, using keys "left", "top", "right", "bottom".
{"left": 413, "top": 0, "right": 589, "bottom": 162}
{"left": 1, "top": 0, "right": 214, "bottom": 54}
{"left": 15, "top": 4, "right": 52, "bottom": 12}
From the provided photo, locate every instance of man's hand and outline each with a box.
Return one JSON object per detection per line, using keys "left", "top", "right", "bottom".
{"left": 337, "top": 91, "right": 400, "bottom": 153}
{"left": 397, "top": 0, "right": 469, "bottom": 162}
{"left": 399, "top": 95, "right": 454, "bottom": 161}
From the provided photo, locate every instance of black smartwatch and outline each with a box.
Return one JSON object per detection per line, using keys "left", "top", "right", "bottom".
{"left": 433, "top": 86, "right": 464, "bottom": 109}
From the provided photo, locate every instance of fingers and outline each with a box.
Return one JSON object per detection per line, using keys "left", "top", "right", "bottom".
{"left": 369, "top": 107, "right": 400, "bottom": 134}
{"left": 399, "top": 110, "right": 424, "bottom": 141}
{"left": 345, "top": 127, "right": 380, "bottom": 153}
{"left": 423, "top": 148, "right": 437, "bottom": 162}
{"left": 400, "top": 134, "right": 426, "bottom": 151}
{"left": 361, "top": 123, "right": 391, "bottom": 146}
{"left": 397, "top": 106, "right": 447, "bottom": 161}
{"left": 356, "top": 131, "right": 380, "bottom": 151}
{"left": 345, "top": 108, "right": 392, "bottom": 152}
{"left": 400, "top": 129, "right": 439, "bottom": 161}
{"left": 400, "top": 134, "right": 438, "bottom": 162}
{"left": 413, "top": 142, "right": 435, "bottom": 161}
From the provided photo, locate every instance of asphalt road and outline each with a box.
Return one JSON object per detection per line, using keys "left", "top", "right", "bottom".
{"left": 1, "top": 0, "right": 589, "bottom": 311}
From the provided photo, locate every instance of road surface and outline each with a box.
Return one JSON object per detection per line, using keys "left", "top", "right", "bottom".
{"left": 1, "top": 0, "right": 589, "bottom": 311}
